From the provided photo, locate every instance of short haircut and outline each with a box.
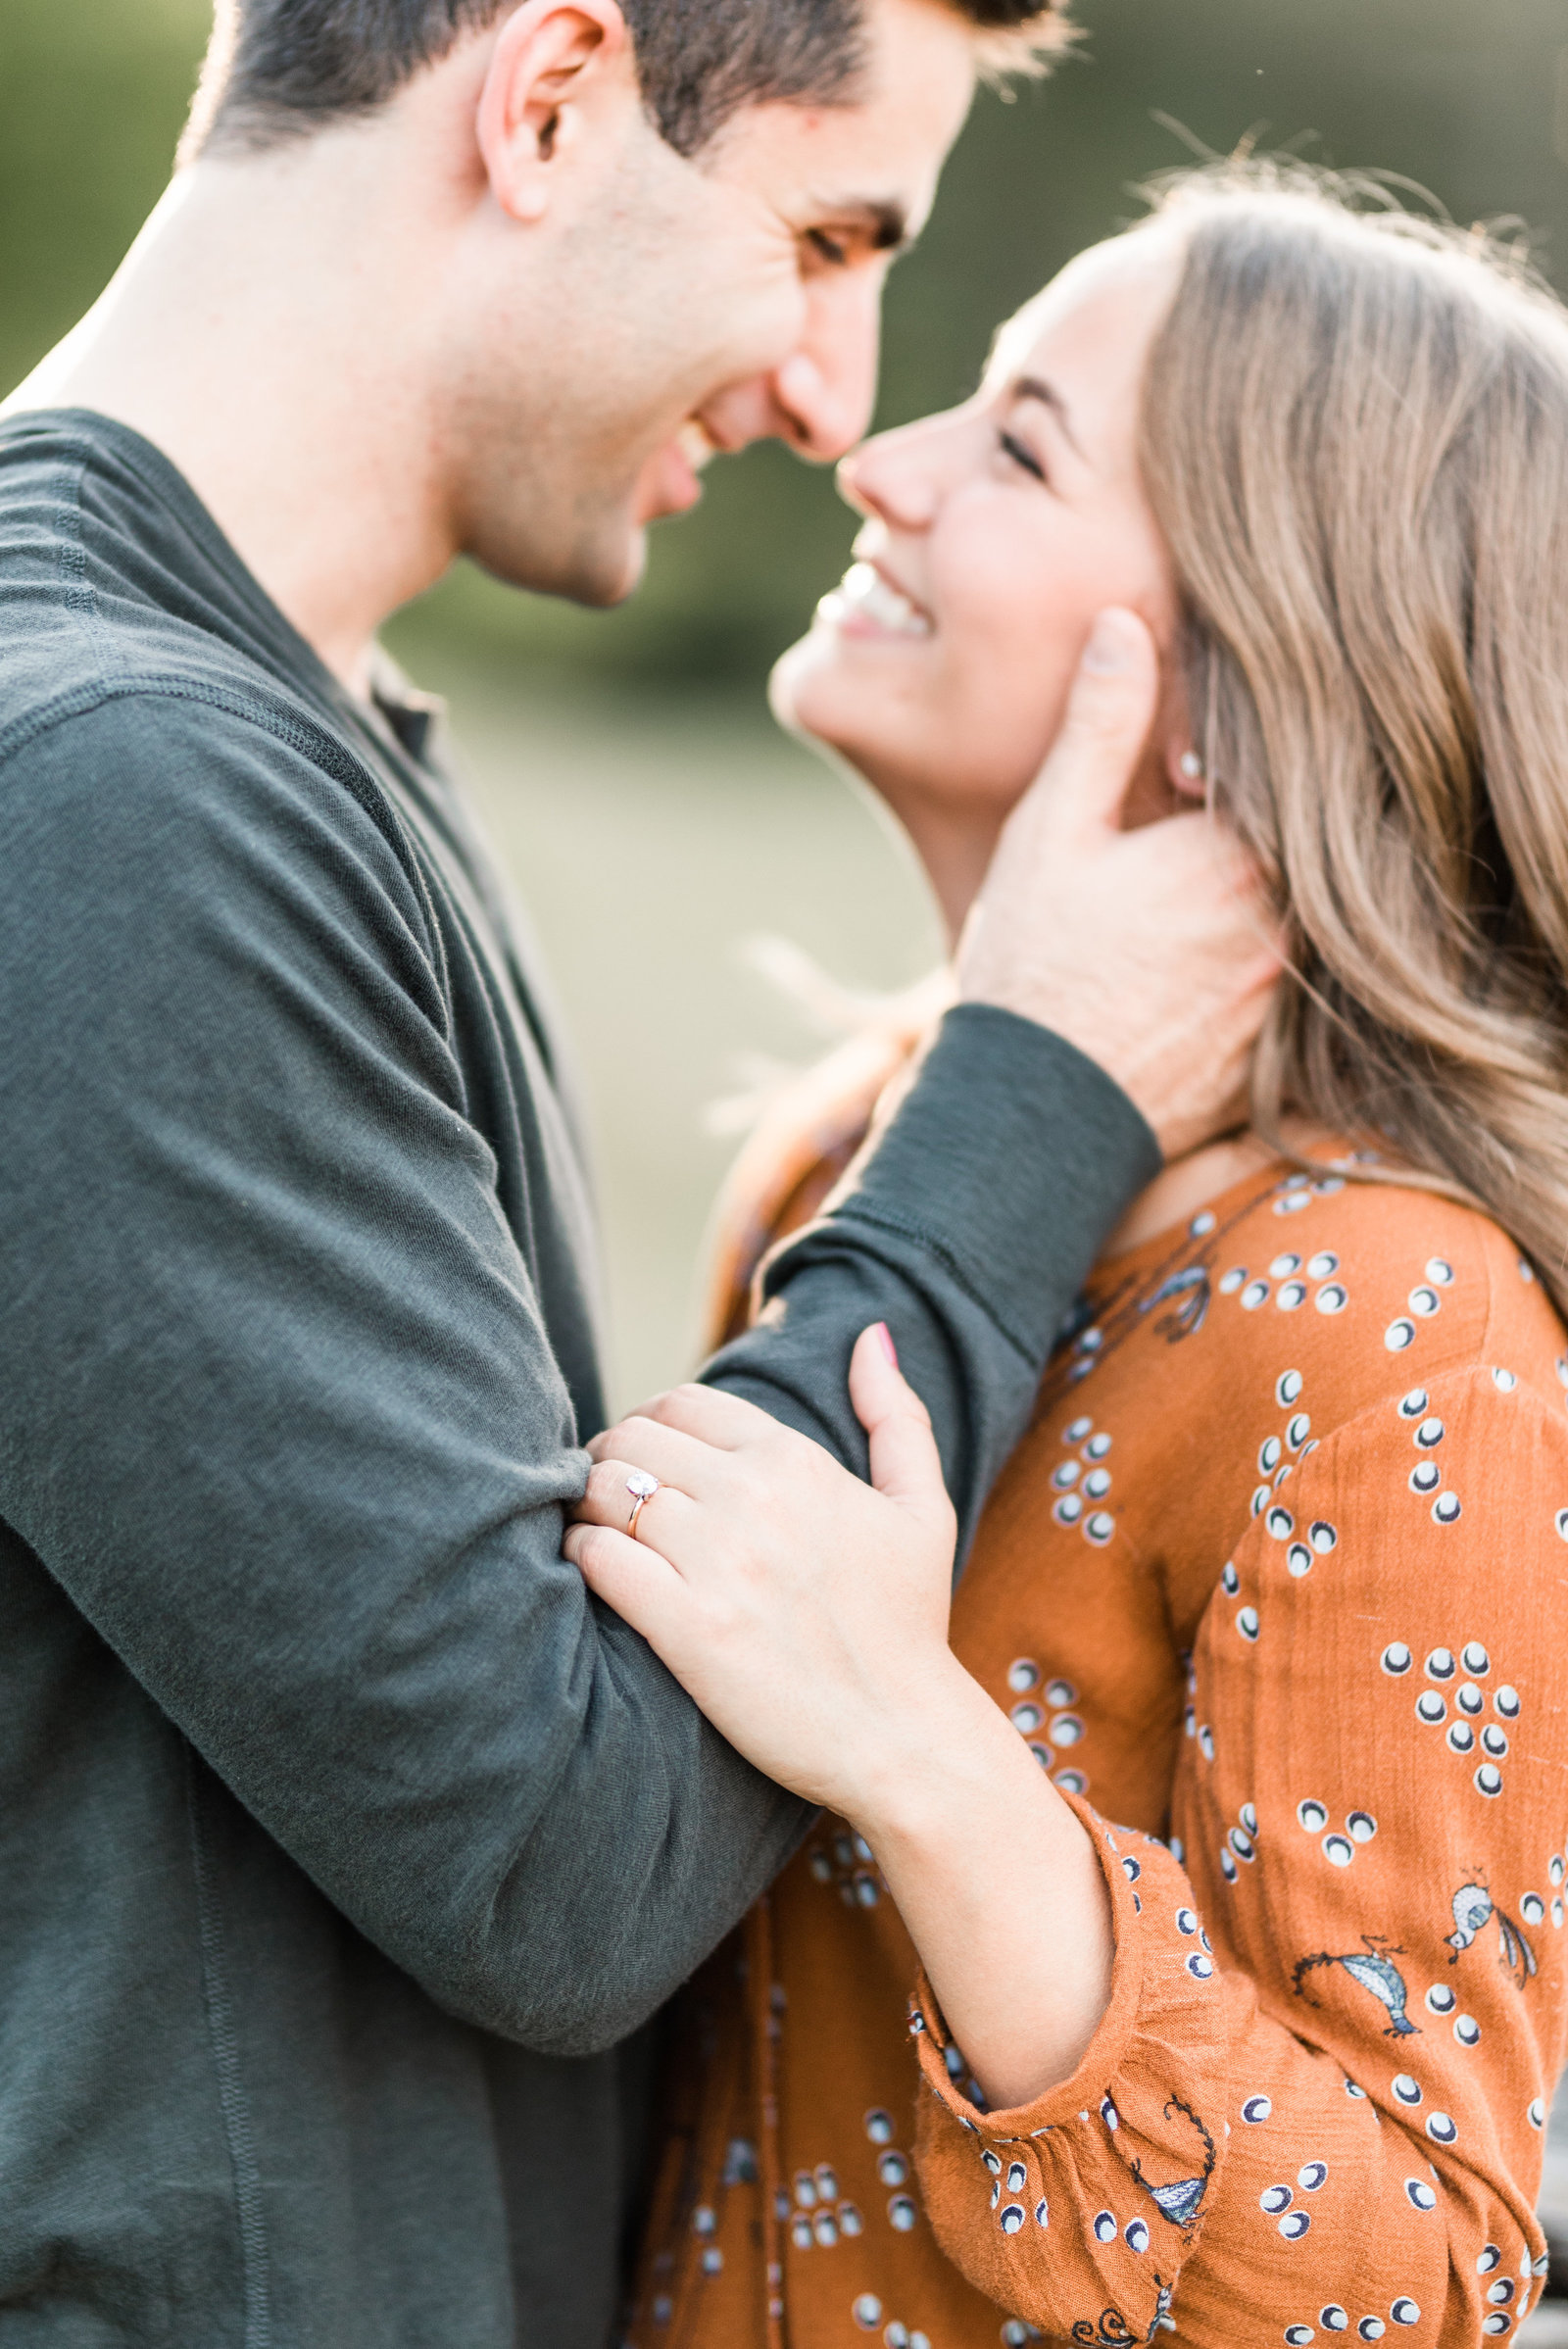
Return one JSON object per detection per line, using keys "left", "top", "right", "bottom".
{"left": 185, "top": 0, "right": 1070, "bottom": 164}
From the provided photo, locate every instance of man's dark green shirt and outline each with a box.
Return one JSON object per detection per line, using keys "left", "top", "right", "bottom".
{"left": 0, "top": 413, "right": 1157, "bottom": 2345}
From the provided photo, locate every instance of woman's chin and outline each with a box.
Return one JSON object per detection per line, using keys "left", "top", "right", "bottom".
{"left": 768, "top": 623, "right": 853, "bottom": 729}
{"left": 772, "top": 636, "right": 1001, "bottom": 823}
{"left": 766, "top": 636, "right": 815, "bottom": 736}
{"left": 768, "top": 626, "right": 911, "bottom": 767}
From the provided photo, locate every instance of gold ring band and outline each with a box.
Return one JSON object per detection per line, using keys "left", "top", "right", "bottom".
{"left": 626, "top": 1470, "right": 660, "bottom": 1540}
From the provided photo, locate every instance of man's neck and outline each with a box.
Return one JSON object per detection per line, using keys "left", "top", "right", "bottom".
{"left": 2, "top": 124, "right": 471, "bottom": 696}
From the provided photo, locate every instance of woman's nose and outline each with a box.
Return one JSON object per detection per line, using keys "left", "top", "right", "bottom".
{"left": 838, "top": 420, "right": 947, "bottom": 531}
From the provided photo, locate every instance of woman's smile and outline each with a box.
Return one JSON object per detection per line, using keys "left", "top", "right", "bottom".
{"left": 771, "top": 229, "right": 1187, "bottom": 903}
{"left": 815, "top": 555, "right": 935, "bottom": 641}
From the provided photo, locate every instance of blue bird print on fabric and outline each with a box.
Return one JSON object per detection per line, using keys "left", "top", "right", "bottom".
{"left": 1127, "top": 2097, "right": 1216, "bottom": 2233}
{"left": 1446, "top": 1883, "right": 1537, "bottom": 1982}
{"left": 1293, "top": 1937, "right": 1419, "bottom": 2037}
{"left": 1446, "top": 1883, "right": 1494, "bottom": 1955}
{"left": 1143, "top": 1266, "right": 1209, "bottom": 1342}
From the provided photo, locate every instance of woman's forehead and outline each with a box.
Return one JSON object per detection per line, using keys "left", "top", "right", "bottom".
{"left": 988, "top": 227, "right": 1184, "bottom": 387}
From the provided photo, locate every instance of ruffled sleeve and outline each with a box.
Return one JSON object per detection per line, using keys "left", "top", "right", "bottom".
{"left": 910, "top": 1365, "right": 1568, "bottom": 2345}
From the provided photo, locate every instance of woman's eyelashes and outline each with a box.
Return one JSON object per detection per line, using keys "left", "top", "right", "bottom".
{"left": 998, "top": 425, "right": 1049, "bottom": 485}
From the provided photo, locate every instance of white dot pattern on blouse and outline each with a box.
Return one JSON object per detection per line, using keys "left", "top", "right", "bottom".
{"left": 635, "top": 1148, "right": 1568, "bottom": 2349}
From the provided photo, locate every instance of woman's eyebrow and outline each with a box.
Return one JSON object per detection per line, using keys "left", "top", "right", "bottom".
{"left": 1014, "top": 374, "right": 1084, "bottom": 459}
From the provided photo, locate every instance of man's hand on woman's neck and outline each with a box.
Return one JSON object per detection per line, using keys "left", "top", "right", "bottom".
{"left": 871, "top": 612, "right": 1284, "bottom": 1165}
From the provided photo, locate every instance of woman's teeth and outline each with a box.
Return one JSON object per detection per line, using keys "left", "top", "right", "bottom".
{"left": 817, "top": 561, "right": 933, "bottom": 639}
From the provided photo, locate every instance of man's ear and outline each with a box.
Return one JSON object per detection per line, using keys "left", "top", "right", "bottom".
{"left": 476, "top": 0, "right": 634, "bottom": 224}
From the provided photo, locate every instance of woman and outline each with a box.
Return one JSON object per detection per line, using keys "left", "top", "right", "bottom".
{"left": 568, "top": 167, "right": 1568, "bottom": 2347}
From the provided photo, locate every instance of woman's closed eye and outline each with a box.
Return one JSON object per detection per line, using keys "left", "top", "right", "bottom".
{"left": 998, "top": 425, "right": 1049, "bottom": 485}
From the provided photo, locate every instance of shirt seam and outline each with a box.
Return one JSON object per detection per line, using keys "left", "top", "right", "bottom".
{"left": 185, "top": 1749, "right": 273, "bottom": 2349}
{"left": 2, "top": 670, "right": 399, "bottom": 824}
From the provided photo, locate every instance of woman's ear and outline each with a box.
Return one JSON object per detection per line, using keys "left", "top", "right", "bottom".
{"left": 476, "top": 0, "right": 631, "bottom": 225}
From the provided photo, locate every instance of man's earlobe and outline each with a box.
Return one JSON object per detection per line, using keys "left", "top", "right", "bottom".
{"left": 475, "top": 0, "right": 630, "bottom": 224}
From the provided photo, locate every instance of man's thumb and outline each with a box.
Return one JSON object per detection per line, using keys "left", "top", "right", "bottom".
{"left": 1042, "top": 607, "right": 1160, "bottom": 838}
{"left": 848, "top": 1324, "right": 951, "bottom": 1519}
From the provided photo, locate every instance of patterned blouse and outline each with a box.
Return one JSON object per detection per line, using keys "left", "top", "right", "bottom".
{"left": 629, "top": 1032, "right": 1568, "bottom": 2349}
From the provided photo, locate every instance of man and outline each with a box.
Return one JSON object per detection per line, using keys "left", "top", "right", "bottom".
{"left": 0, "top": 1, "right": 1273, "bottom": 2340}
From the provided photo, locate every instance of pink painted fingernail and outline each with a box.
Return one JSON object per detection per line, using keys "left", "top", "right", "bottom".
{"left": 875, "top": 1322, "right": 898, "bottom": 1366}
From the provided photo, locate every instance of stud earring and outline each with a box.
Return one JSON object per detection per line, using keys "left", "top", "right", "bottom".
{"left": 1178, "top": 751, "right": 1204, "bottom": 782}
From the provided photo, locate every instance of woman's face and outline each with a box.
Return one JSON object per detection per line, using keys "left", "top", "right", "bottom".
{"left": 772, "top": 228, "right": 1187, "bottom": 823}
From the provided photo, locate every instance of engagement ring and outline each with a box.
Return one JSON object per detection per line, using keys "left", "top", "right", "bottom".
{"left": 625, "top": 1470, "right": 660, "bottom": 1539}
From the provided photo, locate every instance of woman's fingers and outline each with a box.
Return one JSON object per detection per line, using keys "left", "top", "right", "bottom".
{"left": 641, "top": 1383, "right": 780, "bottom": 1448}
{"left": 567, "top": 1344, "right": 962, "bottom": 1820}
{"left": 848, "top": 1326, "right": 956, "bottom": 1532}
{"left": 588, "top": 1382, "right": 775, "bottom": 1458}
{"left": 572, "top": 1456, "right": 704, "bottom": 1550}
{"left": 564, "top": 1520, "right": 687, "bottom": 1641}
{"left": 582, "top": 1413, "right": 743, "bottom": 1497}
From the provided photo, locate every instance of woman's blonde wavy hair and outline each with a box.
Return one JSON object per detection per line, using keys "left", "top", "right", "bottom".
{"left": 1138, "top": 164, "right": 1568, "bottom": 1311}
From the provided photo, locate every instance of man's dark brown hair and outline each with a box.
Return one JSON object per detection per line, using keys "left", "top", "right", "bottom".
{"left": 187, "top": 0, "right": 1069, "bottom": 164}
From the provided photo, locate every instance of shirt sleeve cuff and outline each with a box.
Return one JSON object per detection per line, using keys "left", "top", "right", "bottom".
{"left": 907, "top": 1793, "right": 1236, "bottom": 2332}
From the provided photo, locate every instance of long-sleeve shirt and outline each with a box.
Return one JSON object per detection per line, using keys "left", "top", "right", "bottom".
{"left": 0, "top": 410, "right": 1158, "bottom": 2347}
{"left": 637, "top": 1045, "right": 1568, "bottom": 2349}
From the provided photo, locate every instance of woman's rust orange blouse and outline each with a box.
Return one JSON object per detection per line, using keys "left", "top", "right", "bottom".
{"left": 631, "top": 1031, "right": 1568, "bottom": 2349}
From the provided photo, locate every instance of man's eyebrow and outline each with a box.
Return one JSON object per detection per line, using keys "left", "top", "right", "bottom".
{"left": 1014, "top": 374, "right": 1085, "bottom": 459}
{"left": 810, "top": 197, "right": 911, "bottom": 253}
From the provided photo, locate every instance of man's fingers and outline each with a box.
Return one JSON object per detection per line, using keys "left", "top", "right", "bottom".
{"left": 956, "top": 612, "right": 1163, "bottom": 997}
{"left": 1032, "top": 607, "right": 1160, "bottom": 840}
{"left": 847, "top": 1325, "right": 954, "bottom": 1531}
{"left": 1139, "top": 807, "right": 1280, "bottom": 937}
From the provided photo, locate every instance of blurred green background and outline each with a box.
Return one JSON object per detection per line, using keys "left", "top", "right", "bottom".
{"left": 8, "top": 0, "right": 1568, "bottom": 1401}
{"left": 9, "top": 0, "right": 1568, "bottom": 684}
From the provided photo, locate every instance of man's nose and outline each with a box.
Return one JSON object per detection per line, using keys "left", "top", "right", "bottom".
{"left": 770, "top": 275, "right": 883, "bottom": 462}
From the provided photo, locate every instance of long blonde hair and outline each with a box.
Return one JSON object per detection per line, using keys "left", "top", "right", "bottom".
{"left": 1139, "top": 167, "right": 1568, "bottom": 1311}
